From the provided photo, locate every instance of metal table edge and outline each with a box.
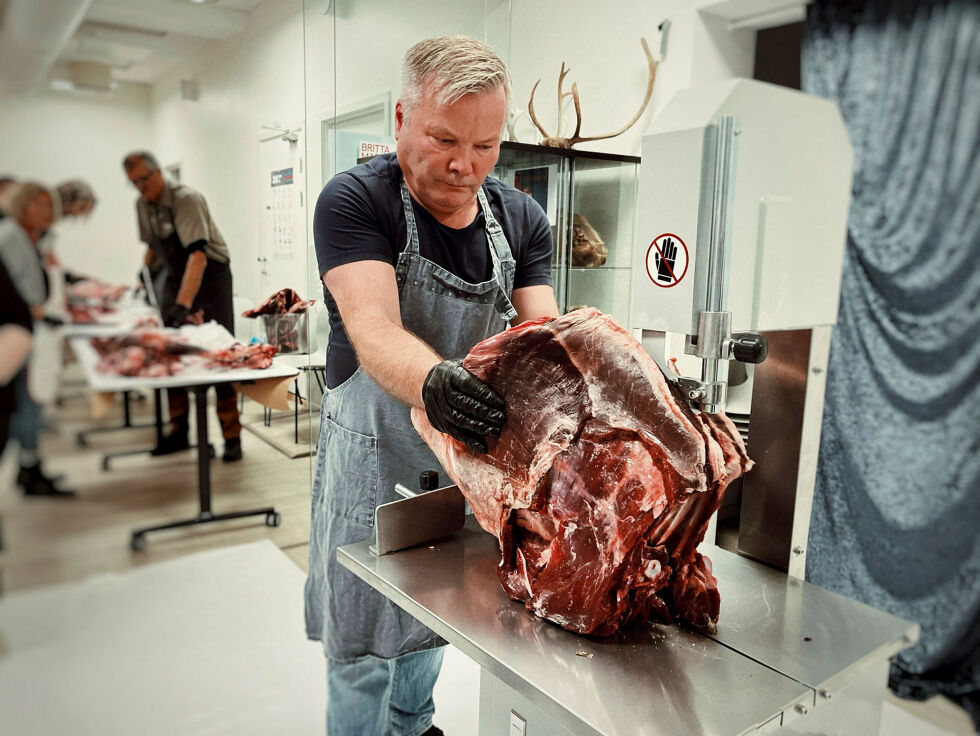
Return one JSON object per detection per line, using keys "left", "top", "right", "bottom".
{"left": 338, "top": 544, "right": 612, "bottom": 736}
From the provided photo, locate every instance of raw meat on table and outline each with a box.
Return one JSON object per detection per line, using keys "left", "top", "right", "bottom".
{"left": 206, "top": 343, "right": 278, "bottom": 370}
{"left": 91, "top": 332, "right": 200, "bottom": 377}
{"left": 411, "top": 308, "right": 752, "bottom": 637}
{"left": 91, "top": 333, "right": 277, "bottom": 376}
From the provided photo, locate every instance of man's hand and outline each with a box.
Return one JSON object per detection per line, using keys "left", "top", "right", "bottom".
{"left": 162, "top": 303, "right": 191, "bottom": 328}
{"left": 422, "top": 360, "right": 505, "bottom": 453}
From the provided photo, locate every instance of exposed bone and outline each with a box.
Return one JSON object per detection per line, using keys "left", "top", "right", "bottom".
{"left": 528, "top": 38, "right": 657, "bottom": 149}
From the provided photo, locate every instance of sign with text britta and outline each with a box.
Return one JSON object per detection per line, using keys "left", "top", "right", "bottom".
{"left": 359, "top": 141, "right": 391, "bottom": 159}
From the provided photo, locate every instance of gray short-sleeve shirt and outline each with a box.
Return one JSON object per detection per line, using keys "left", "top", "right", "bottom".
{"left": 136, "top": 182, "right": 230, "bottom": 264}
{"left": 0, "top": 219, "right": 46, "bottom": 307}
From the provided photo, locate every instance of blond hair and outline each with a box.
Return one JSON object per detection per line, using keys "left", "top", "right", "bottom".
{"left": 7, "top": 181, "right": 51, "bottom": 220}
{"left": 401, "top": 35, "right": 511, "bottom": 122}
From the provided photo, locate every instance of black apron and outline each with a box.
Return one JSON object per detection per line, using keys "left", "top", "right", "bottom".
{"left": 154, "top": 203, "right": 234, "bottom": 333}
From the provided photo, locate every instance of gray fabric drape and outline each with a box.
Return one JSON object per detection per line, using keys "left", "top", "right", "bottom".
{"left": 802, "top": 0, "right": 980, "bottom": 727}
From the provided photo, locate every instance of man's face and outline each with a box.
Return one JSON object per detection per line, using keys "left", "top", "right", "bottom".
{"left": 126, "top": 160, "right": 165, "bottom": 203}
{"left": 395, "top": 83, "right": 507, "bottom": 221}
{"left": 22, "top": 192, "right": 54, "bottom": 233}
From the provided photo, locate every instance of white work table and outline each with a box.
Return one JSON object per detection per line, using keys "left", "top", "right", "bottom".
{"left": 69, "top": 324, "right": 299, "bottom": 550}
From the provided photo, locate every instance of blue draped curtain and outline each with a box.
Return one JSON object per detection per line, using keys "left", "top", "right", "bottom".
{"left": 802, "top": 0, "right": 980, "bottom": 727}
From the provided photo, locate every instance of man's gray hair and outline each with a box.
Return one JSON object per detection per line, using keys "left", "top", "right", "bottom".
{"left": 7, "top": 181, "right": 51, "bottom": 220}
{"left": 122, "top": 150, "right": 160, "bottom": 172}
{"left": 401, "top": 35, "right": 511, "bottom": 122}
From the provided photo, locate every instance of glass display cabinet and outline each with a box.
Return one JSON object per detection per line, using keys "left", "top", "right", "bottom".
{"left": 493, "top": 142, "right": 640, "bottom": 328}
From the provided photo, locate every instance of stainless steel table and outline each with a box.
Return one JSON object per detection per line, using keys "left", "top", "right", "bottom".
{"left": 339, "top": 517, "right": 917, "bottom": 736}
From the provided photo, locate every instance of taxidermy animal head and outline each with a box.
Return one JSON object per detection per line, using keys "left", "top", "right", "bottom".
{"left": 572, "top": 213, "right": 607, "bottom": 267}
{"left": 528, "top": 38, "right": 657, "bottom": 149}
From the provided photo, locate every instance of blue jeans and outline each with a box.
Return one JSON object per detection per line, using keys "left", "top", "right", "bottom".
{"left": 10, "top": 369, "right": 40, "bottom": 453}
{"left": 327, "top": 647, "right": 445, "bottom": 736}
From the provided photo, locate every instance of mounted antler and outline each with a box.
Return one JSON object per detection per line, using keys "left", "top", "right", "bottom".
{"left": 528, "top": 38, "right": 657, "bottom": 149}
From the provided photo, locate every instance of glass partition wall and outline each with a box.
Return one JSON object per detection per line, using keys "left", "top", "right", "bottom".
{"left": 300, "top": 0, "right": 654, "bottom": 456}
{"left": 299, "top": 0, "right": 512, "bottom": 456}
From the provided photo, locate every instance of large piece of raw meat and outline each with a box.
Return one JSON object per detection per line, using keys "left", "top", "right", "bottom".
{"left": 411, "top": 308, "right": 752, "bottom": 637}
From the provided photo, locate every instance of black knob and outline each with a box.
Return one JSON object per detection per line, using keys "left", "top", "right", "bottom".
{"left": 730, "top": 333, "right": 768, "bottom": 364}
{"left": 419, "top": 470, "right": 440, "bottom": 492}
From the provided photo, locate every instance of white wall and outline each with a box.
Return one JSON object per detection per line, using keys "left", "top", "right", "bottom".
{"left": 0, "top": 83, "right": 153, "bottom": 286}
{"left": 0, "top": 0, "right": 761, "bottom": 305}
{"left": 507, "top": 0, "right": 756, "bottom": 156}
{"left": 151, "top": 0, "right": 306, "bottom": 309}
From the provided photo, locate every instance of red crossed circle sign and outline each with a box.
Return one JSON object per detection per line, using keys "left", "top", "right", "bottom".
{"left": 645, "top": 233, "right": 689, "bottom": 288}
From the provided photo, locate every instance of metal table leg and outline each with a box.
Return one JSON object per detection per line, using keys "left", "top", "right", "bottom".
{"left": 76, "top": 390, "right": 156, "bottom": 446}
{"left": 294, "top": 377, "right": 300, "bottom": 444}
{"left": 129, "top": 385, "right": 280, "bottom": 551}
{"left": 100, "top": 389, "right": 171, "bottom": 470}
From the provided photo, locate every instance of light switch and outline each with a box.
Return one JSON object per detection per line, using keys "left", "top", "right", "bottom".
{"left": 510, "top": 710, "right": 527, "bottom": 736}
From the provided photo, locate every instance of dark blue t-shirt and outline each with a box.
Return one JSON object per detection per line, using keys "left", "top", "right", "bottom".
{"left": 314, "top": 153, "right": 553, "bottom": 388}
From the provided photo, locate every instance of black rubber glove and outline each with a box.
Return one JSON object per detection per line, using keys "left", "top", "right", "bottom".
{"left": 163, "top": 303, "right": 191, "bottom": 328}
{"left": 422, "top": 360, "right": 505, "bottom": 454}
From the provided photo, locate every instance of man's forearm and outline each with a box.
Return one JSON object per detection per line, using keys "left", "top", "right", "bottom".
{"left": 176, "top": 252, "right": 207, "bottom": 308}
{"left": 144, "top": 248, "right": 156, "bottom": 268}
{"left": 344, "top": 312, "right": 440, "bottom": 409}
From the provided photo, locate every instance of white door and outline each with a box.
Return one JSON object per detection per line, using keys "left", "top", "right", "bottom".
{"left": 258, "top": 127, "right": 308, "bottom": 301}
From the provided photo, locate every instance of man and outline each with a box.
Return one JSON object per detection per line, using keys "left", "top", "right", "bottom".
{"left": 122, "top": 151, "right": 243, "bottom": 462}
{"left": 0, "top": 182, "right": 74, "bottom": 497}
{"left": 306, "top": 35, "right": 559, "bottom": 735}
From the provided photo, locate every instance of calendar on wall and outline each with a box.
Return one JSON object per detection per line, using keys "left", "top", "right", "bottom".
{"left": 269, "top": 166, "right": 297, "bottom": 257}
{"left": 258, "top": 127, "right": 307, "bottom": 297}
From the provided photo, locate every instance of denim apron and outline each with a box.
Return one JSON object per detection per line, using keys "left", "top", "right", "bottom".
{"left": 306, "top": 180, "right": 517, "bottom": 661}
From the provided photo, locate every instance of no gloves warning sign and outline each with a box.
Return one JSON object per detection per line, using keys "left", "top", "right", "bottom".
{"left": 645, "top": 233, "right": 689, "bottom": 288}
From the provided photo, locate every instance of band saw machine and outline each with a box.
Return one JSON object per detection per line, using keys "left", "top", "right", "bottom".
{"left": 339, "top": 80, "right": 917, "bottom": 736}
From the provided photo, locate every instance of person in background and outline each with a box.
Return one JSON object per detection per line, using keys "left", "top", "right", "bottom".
{"left": 0, "top": 176, "right": 16, "bottom": 220}
{"left": 0, "top": 182, "right": 73, "bottom": 497}
{"left": 55, "top": 179, "right": 97, "bottom": 219}
{"left": 121, "top": 151, "right": 243, "bottom": 462}
{"left": 0, "top": 257, "right": 33, "bottom": 456}
{"left": 43, "top": 178, "right": 98, "bottom": 281}
{"left": 306, "top": 35, "right": 558, "bottom": 735}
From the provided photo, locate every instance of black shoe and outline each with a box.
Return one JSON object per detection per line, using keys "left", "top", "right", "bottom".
{"left": 222, "top": 438, "right": 242, "bottom": 463}
{"left": 16, "top": 466, "right": 62, "bottom": 486}
{"left": 151, "top": 429, "right": 191, "bottom": 456}
{"left": 421, "top": 727, "right": 444, "bottom": 736}
{"left": 18, "top": 464, "right": 76, "bottom": 498}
